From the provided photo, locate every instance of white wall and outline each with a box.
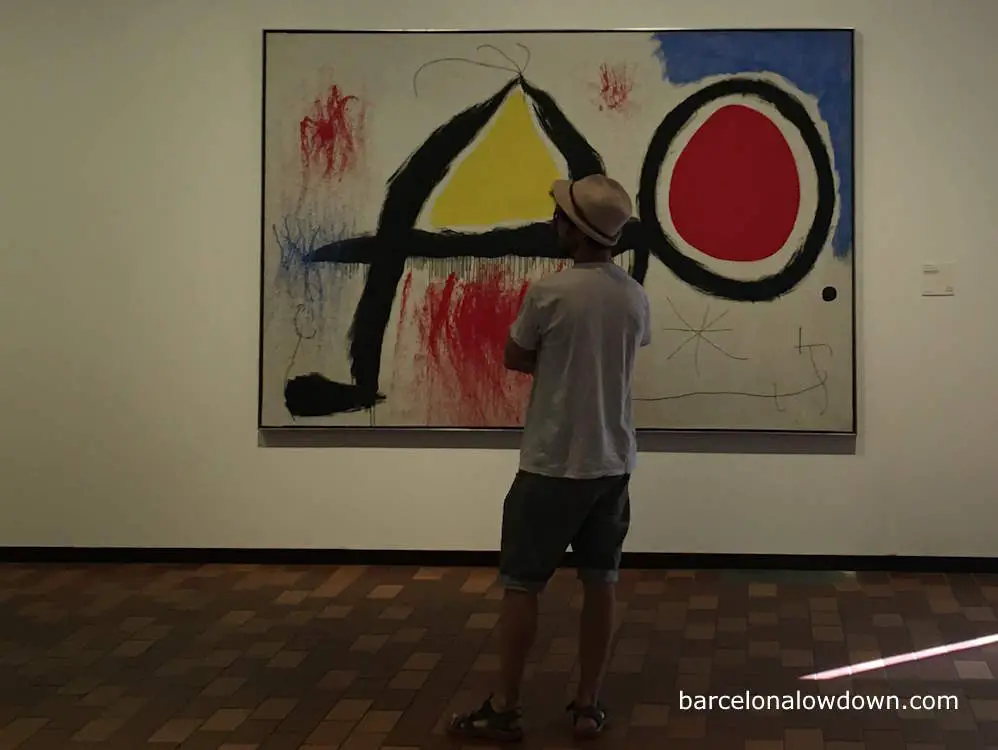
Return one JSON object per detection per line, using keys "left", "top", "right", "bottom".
{"left": 1, "top": 0, "right": 996, "bottom": 556}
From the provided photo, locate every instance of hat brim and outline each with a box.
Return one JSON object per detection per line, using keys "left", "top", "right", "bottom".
{"left": 551, "top": 179, "right": 620, "bottom": 248}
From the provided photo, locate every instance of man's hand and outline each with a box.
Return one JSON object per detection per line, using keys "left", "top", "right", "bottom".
{"left": 504, "top": 337, "right": 538, "bottom": 374}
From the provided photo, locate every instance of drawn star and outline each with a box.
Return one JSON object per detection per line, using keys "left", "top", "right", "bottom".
{"left": 663, "top": 297, "right": 748, "bottom": 376}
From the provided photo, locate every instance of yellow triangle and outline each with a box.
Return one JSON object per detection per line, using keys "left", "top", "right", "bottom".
{"left": 429, "top": 88, "right": 563, "bottom": 228}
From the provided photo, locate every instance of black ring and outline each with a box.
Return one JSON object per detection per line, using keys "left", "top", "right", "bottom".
{"left": 637, "top": 77, "right": 836, "bottom": 302}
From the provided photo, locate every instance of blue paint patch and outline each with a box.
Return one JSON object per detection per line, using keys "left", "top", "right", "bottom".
{"left": 273, "top": 215, "right": 355, "bottom": 317}
{"left": 651, "top": 30, "right": 854, "bottom": 258}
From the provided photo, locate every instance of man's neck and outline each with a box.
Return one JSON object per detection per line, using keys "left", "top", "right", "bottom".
{"left": 572, "top": 246, "right": 613, "bottom": 265}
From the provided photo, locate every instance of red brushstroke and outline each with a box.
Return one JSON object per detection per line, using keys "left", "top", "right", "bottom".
{"left": 669, "top": 104, "right": 801, "bottom": 263}
{"left": 299, "top": 83, "right": 366, "bottom": 181}
{"left": 391, "top": 270, "right": 415, "bottom": 365}
{"left": 397, "top": 269, "right": 534, "bottom": 426}
{"left": 595, "top": 63, "right": 635, "bottom": 113}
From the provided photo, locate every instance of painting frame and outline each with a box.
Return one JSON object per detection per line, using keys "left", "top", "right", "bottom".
{"left": 256, "top": 27, "right": 858, "bottom": 436}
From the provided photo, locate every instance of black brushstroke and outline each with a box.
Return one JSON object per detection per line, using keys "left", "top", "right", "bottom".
{"left": 309, "top": 219, "right": 644, "bottom": 263}
{"left": 285, "top": 373, "right": 385, "bottom": 417}
{"left": 289, "top": 76, "right": 623, "bottom": 418}
{"left": 341, "top": 78, "right": 522, "bottom": 411}
{"left": 521, "top": 79, "right": 604, "bottom": 179}
{"left": 621, "top": 218, "right": 651, "bottom": 285}
{"left": 383, "top": 79, "right": 520, "bottom": 231}
{"left": 638, "top": 77, "right": 836, "bottom": 303}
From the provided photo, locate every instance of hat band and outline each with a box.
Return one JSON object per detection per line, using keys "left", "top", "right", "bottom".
{"left": 569, "top": 181, "right": 617, "bottom": 244}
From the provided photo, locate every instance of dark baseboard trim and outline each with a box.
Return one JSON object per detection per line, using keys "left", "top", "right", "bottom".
{"left": 1, "top": 547, "right": 997, "bottom": 573}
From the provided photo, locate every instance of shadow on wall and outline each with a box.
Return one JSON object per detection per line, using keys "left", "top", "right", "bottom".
{"left": 259, "top": 428, "right": 856, "bottom": 455}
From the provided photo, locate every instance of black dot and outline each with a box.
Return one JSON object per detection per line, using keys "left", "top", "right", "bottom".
{"left": 821, "top": 286, "right": 837, "bottom": 302}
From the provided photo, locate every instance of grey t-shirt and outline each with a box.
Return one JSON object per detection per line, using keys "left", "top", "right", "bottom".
{"left": 509, "top": 262, "right": 651, "bottom": 479}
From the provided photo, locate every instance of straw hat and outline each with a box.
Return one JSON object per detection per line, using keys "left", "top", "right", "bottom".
{"left": 551, "top": 174, "right": 633, "bottom": 247}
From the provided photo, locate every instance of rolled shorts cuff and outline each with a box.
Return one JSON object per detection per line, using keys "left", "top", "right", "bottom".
{"left": 498, "top": 574, "right": 548, "bottom": 593}
{"left": 578, "top": 568, "right": 620, "bottom": 584}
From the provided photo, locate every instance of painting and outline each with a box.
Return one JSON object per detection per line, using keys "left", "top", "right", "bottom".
{"left": 258, "top": 29, "right": 856, "bottom": 432}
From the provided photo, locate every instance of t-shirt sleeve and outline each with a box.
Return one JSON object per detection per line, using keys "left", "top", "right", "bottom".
{"left": 639, "top": 292, "right": 652, "bottom": 347}
{"left": 509, "top": 287, "right": 543, "bottom": 351}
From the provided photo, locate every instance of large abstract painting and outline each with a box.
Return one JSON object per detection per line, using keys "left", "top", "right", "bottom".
{"left": 258, "top": 29, "right": 856, "bottom": 432}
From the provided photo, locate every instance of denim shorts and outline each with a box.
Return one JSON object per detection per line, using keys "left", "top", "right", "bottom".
{"left": 498, "top": 470, "right": 631, "bottom": 592}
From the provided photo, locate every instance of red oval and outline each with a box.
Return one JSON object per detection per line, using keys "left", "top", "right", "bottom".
{"left": 668, "top": 104, "right": 801, "bottom": 263}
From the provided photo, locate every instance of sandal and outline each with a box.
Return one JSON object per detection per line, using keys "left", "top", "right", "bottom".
{"left": 567, "top": 699, "right": 607, "bottom": 740}
{"left": 447, "top": 694, "right": 524, "bottom": 743}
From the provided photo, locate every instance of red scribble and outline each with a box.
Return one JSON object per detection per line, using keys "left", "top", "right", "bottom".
{"left": 299, "top": 83, "right": 366, "bottom": 181}
{"left": 397, "top": 269, "right": 533, "bottom": 426}
{"left": 595, "top": 63, "right": 635, "bottom": 113}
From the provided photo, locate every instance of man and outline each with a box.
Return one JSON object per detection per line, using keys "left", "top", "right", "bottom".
{"left": 448, "top": 174, "right": 651, "bottom": 743}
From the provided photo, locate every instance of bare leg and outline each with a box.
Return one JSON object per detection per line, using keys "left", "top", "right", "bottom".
{"left": 575, "top": 580, "right": 615, "bottom": 729}
{"left": 447, "top": 587, "right": 537, "bottom": 742}
{"left": 495, "top": 587, "right": 539, "bottom": 710}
